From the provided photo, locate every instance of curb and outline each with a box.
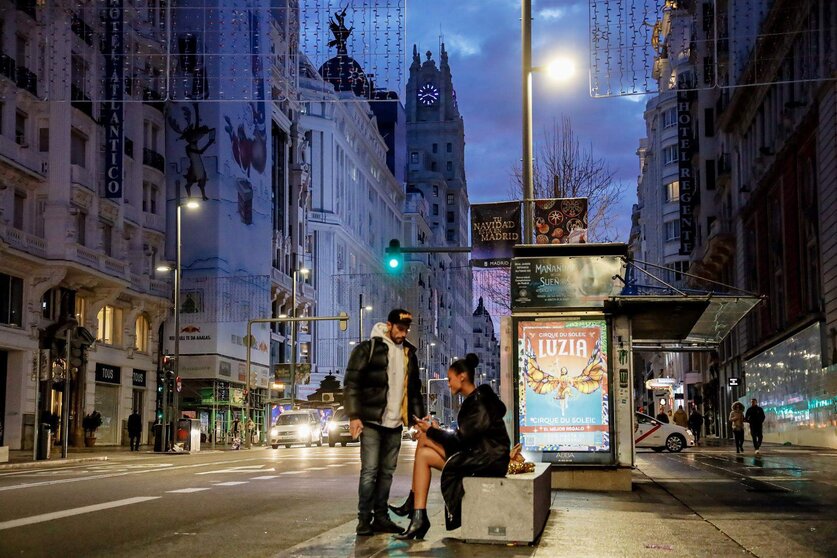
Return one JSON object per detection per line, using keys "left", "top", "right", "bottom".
{"left": 0, "top": 456, "right": 109, "bottom": 471}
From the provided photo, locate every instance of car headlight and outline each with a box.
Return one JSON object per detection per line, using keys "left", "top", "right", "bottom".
{"left": 298, "top": 425, "right": 311, "bottom": 437}
{"left": 270, "top": 428, "right": 279, "bottom": 437}
{"left": 328, "top": 421, "right": 338, "bottom": 431}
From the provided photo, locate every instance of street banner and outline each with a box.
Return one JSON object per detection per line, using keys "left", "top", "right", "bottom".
{"left": 470, "top": 202, "right": 521, "bottom": 267}
{"left": 533, "top": 198, "right": 588, "bottom": 244}
{"left": 511, "top": 255, "right": 625, "bottom": 309}
{"left": 517, "top": 319, "right": 610, "bottom": 453}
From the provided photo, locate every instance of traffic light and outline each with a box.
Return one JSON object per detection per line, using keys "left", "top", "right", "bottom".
{"left": 384, "top": 239, "right": 403, "bottom": 274}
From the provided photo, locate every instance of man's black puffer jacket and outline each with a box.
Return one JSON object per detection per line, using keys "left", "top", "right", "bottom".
{"left": 344, "top": 336, "right": 425, "bottom": 426}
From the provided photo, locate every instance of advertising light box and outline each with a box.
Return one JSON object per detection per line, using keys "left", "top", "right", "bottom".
{"left": 517, "top": 319, "right": 613, "bottom": 463}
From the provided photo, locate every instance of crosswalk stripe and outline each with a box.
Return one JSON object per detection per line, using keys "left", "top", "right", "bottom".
{"left": 214, "top": 481, "right": 249, "bottom": 486}
{"left": 0, "top": 497, "right": 160, "bottom": 531}
{"left": 166, "top": 488, "right": 212, "bottom": 494}
{"left": 250, "top": 475, "right": 279, "bottom": 480}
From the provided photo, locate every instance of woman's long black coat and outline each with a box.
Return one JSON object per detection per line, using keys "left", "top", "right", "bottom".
{"left": 427, "top": 384, "right": 511, "bottom": 530}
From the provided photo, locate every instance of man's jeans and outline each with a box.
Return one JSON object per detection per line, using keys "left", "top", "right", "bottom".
{"left": 358, "top": 423, "right": 402, "bottom": 519}
{"left": 750, "top": 426, "right": 763, "bottom": 450}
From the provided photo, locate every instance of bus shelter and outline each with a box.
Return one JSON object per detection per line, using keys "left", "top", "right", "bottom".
{"left": 499, "top": 243, "right": 760, "bottom": 490}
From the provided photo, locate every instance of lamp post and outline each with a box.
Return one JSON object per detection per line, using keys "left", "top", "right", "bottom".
{"left": 522, "top": 0, "right": 534, "bottom": 243}
{"left": 157, "top": 194, "right": 199, "bottom": 450}
{"left": 289, "top": 266, "right": 310, "bottom": 406}
{"left": 358, "top": 294, "right": 372, "bottom": 342}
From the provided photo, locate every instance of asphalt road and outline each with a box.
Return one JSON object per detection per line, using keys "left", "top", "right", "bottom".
{"left": 0, "top": 442, "right": 835, "bottom": 557}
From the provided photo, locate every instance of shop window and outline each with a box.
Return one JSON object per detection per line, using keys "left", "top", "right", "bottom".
{"left": 0, "top": 272, "right": 24, "bottom": 326}
{"left": 97, "top": 305, "right": 123, "bottom": 345}
{"left": 135, "top": 314, "right": 150, "bottom": 353}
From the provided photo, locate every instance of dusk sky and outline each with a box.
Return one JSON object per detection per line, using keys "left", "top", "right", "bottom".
{"left": 405, "top": 0, "right": 648, "bottom": 241}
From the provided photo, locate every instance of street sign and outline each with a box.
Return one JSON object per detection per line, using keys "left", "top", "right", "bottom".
{"left": 728, "top": 377, "right": 740, "bottom": 387}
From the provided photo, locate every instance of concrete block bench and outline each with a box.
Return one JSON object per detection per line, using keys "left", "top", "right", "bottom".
{"left": 460, "top": 462, "right": 551, "bottom": 544}
{"left": 0, "top": 446, "right": 8, "bottom": 463}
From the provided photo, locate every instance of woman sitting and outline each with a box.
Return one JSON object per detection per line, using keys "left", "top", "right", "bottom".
{"left": 390, "top": 353, "right": 511, "bottom": 540}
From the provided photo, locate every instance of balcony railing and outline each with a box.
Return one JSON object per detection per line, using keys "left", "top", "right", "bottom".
{"left": 142, "top": 148, "right": 165, "bottom": 172}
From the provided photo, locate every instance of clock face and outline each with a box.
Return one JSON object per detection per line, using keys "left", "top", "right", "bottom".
{"left": 417, "top": 83, "right": 439, "bottom": 106}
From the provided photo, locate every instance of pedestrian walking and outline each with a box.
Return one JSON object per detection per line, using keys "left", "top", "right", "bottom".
{"left": 673, "top": 405, "right": 688, "bottom": 428}
{"left": 688, "top": 406, "right": 703, "bottom": 445}
{"left": 344, "top": 309, "right": 425, "bottom": 536}
{"left": 245, "top": 417, "right": 256, "bottom": 445}
{"left": 729, "top": 402, "right": 745, "bottom": 453}
{"left": 656, "top": 408, "right": 670, "bottom": 424}
{"left": 389, "top": 354, "right": 510, "bottom": 540}
{"left": 745, "top": 398, "right": 766, "bottom": 455}
{"left": 127, "top": 409, "right": 142, "bottom": 451}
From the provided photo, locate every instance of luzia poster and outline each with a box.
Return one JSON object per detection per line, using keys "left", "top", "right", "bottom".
{"left": 518, "top": 320, "right": 610, "bottom": 452}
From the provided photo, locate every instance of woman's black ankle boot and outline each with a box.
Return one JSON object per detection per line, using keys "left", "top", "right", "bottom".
{"left": 394, "top": 509, "right": 430, "bottom": 540}
{"left": 388, "top": 491, "right": 414, "bottom": 517}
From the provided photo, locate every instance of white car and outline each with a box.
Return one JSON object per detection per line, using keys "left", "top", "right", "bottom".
{"left": 635, "top": 412, "right": 695, "bottom": 453}
{"left": 270, "top": 410, "right": 323, "bottom": 448}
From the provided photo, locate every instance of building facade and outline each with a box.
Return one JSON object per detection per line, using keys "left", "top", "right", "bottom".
{"left": 636, "top": 0, "right": 837, "bottom": 446}
{"left": 472, "top": 297, "right": 499, "bottom": 394}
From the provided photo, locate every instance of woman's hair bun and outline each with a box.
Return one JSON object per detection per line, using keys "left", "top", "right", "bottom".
{"left": 464, "top": 353, "right": 480, "bottom": 370}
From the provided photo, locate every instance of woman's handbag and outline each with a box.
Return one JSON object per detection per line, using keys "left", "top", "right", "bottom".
{"left": 507, "top": 443, "right": 535, "bottom": 475}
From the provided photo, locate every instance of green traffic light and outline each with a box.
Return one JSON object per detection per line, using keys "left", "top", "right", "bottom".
{"left": 388, "top": 258, "right": 399, "bottom": 268}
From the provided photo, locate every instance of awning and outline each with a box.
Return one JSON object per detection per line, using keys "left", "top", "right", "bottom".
{"left": 604, "top": 295, "right": 763, "bottom": 351}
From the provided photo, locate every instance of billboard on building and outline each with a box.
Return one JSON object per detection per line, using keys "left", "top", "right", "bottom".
{"left": 470, "top": 202, "right": 520, "bottom": 268}
{"left": 533, "top": 198, "right": 588, "bottom": 245}
{"left": 517, "top": 319, "right": 610, "bottom": 456}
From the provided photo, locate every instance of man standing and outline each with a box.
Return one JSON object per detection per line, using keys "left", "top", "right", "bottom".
{"left": 744, "top": 398, "right": 766, "bottom": 455}
{"left": 345, "top": 309, "right": 425, "bottom": 536}
{"left": 127, "top": 409, "right": 142, "bottom": 451}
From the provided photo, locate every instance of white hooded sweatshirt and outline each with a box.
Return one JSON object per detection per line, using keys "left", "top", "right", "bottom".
{"left": 371, "top": 322, "right": 406, "bottom": 429}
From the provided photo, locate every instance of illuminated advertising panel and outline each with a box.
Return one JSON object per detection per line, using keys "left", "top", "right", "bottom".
{"left": 517, "top": 319, "right": 611, "bottom": 456}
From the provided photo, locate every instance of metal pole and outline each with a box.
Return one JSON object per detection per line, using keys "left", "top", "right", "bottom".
{"left": 61, "top": 329, "right": 71, "bottom": 459}
{"left": 289, "top": 270, "right": 297, "bottom": 406}
{"left": 245, "top": 320, "right": 252, "bottom": 448}
{"left": 358, "top": 293, "right": 363, "bottom": 343}
{"left": 211, "top": 380, "right": 216, "bottom": 450}
{"left": 32, "top": 349, "right": 40, "bottom": 461}
{"left": 173, "top": 202, "right": 181, "bottom": 449}
{"left": 522, "top": 0, "right": 534, "bottom": 243}
{"left": 426, "top": 376, "right": 431, "bottom": 421}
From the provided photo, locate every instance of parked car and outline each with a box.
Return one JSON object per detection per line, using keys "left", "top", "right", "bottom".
{"left": 323, "top": 407, "right": 357, "bottom": 447}
{"left": 270, "top": 410, "right": 323, "bottom": 448}
{"left": 635, "top": 412, "right": 695, "bottom": 452}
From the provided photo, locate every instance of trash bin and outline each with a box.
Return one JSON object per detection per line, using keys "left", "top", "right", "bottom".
{"left": 36, "top": 423, "right": 51, "bottom": 460}
{"left": 176, "top": 418, "right": 201, "bottom": 452}
{"left": 153, "top": 423, "right": 164, "bottom": 452}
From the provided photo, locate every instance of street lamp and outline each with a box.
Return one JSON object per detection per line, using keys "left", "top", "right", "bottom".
{"left": 521, "top": 0, "right": 577, "bottom": 242}
{"left": 425, "top": 342, "right": 436, "bottom": 381}
{"left": 289, "top": 266, "right": 310, "bottom": 405}
{"left": 156, "top": 194, "right": 200, "bottom": 450}
{"left": 358, "top": 294, "right": 372, "bottom": 342}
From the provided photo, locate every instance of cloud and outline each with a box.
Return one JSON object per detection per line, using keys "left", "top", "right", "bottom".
{"left": 443, "top": 33, "right": 481, "bottom": 57}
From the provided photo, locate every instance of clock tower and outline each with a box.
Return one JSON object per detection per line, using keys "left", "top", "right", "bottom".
{"left": 405, "top": 42, "right": 471, "bottom": 365}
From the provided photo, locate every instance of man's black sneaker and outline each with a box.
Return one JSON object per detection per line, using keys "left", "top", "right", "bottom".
{"left": 371, "top": 515, "right": 404, "bottom": 534}
{"left": 356, "top": 518, "right": 374, "bottom": 536}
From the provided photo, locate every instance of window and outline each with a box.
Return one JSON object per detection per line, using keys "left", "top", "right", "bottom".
{"left": 15, "top": 111, "right": 27, "bottom": 145}
{"left": 446, "top": 161, "right": 452, "bottom": 172}
{"left": 663, "top": 145, "right": 678, "bottom": 165}
{"left": 96, "top": 305, "right": 123, "bottom": 345}
{"left": 410, "top": 152, "right": 418, "bottom": 163}
{"left": 446, "top": 142, "right": 452, "bottom": 153}
{"left": 135, "top": 314, "right": 150, "bottom": 353}
{"left": 75, "top": 208, "right": 87, "bottom": 246}
{"left": 665, "top": 261, "right": 688, "bottom": 283}
{"left": 446, "top": 229, "right": 454, "bottom": 241}
{"left": 432, "top": 143, "right": 438, "bottom": 153}
{"left": 431, "top": 162, "right": 437, "bottom": 171}
{"left": 0, "top": 272, "right": 24, "bottom": 326}
{"left": 446, "top": 193, "right": 454, "bottom": 205}
{"left": 13, "top": 190, "right": 26, "bottom": 230}
{"left": 101, "top": 220, "right": 113, "bottom": 256}
{"left": 664, "top": 220, "right": 680, "bottom": 241}
{"left": 432, "top": 204, "right": 439, "bottom": 216}
{"left": 664, "top": 181, "right": 680, "bottom": 202}
{"left": 70, "top": 129, "right": 87, "bottom": 167}
{"left": 432, "top": 185, "right": 438, "bottom": 197}
{"left": 447, "top": 211, "right": 455, "bottom": 223}
{"left": 39, "top": 127, "right": 49, "bottom": 152}
{"left": 704, "top": 108, "right": 715, "bottom": 137}
{"left": 663, "top": 107, "right": 677, "bottom": 128}
{"left": 142, "top": 182, "right": 158, "bottom": 214}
